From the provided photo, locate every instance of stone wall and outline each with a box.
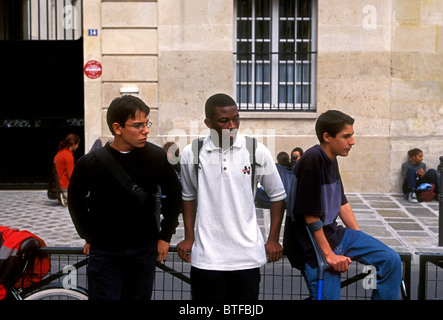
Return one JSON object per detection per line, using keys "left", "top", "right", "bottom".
{"left": 314, "top": 0, "right": 443, "bottom": 192}
{"left": 157, "top": 0, "right": 234, "bottom": 148}
{"left": 82, "top": 0, "right": 443, "bottom": 193}
{"left": 317, "top": 0, "right": 392, "bottom": 192}
{"left": 389, "top": 0, "right": 443, "bottom": 192}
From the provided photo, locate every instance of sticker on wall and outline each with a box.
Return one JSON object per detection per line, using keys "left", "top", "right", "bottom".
{"left": 88, "top": 29, "right": 98, "bottom": 36}
{"left": 84, "top": 60, "right": 102, "bottom": 79}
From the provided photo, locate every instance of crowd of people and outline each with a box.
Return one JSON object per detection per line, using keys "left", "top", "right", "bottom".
{"left": 59, "top": 93, "right": 439, "bottom": 301}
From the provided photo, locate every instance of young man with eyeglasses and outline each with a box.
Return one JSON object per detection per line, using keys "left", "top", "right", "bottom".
{"left": 68, "top": 95, "right": 182, "bottom": 300}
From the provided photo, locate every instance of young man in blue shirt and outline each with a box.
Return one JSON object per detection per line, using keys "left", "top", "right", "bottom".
{"left": 285, "top": 110, "right": 401, "bottom": 300}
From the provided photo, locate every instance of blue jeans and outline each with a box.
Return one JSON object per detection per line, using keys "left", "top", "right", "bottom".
{"left": 87, "top": 244, "right": 158, "bottom": 300}
{"left": 303, "top": 229, "right": 402, "bottom": 300}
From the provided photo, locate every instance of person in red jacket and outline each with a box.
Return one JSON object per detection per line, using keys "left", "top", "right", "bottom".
{"left": 54, "top": 133, "right": 80, "bottom": 206}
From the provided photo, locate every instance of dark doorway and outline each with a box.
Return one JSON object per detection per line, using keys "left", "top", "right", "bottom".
{"left": 0, "top": 39, "right": 84, "bottom": 189}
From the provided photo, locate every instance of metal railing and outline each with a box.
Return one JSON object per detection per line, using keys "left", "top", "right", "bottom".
{"left": 18, "top": 247, "right": 424, "bottom": 300}
{"left": 234, "top": 51, "right": 317, "bottom": 112}
{"left": 417, "top": 252, "right": 443, "bottom": 300}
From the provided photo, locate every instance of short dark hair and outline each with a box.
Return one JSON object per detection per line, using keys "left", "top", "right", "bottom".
{"left": 205, "top": 93, "right": 237, "bottom": 119}
{"left": 315, "top": 110, "right": 354, "bottom": 143}
{"left": 106, "top": 95, "right": 150, "bottom": 135}
{"left": 277, "top": 152, "right": 290, "bottom": 165}
{"left": 291, "top": 147, "right": 304, "bottom": 157}
{"left": 407, "top": 148, "right": 422, "bottom": 158}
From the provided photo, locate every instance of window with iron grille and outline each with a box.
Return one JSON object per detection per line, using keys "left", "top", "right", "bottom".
{"left": 234, "top": 0, "right": 317, "bottom": 112}
{"left": 0, "top": 0, "right": 82, "bottom": 40}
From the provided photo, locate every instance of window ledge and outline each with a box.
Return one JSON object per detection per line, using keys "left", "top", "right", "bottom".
{"left": 239, "top": 111, "right": 317, "bottom": 120}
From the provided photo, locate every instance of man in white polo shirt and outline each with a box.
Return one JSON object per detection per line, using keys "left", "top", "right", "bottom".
{"left": 177, "top": 93, "right": 286, "bottom": 300}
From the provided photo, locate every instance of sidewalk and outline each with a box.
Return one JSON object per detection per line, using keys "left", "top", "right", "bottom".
{"left": 1, "top": 190, "right": 442, "bottom": 263}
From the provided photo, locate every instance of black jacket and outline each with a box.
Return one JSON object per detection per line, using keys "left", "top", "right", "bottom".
{"left": 68, "top": 142, "right": 182, "bottom": 249}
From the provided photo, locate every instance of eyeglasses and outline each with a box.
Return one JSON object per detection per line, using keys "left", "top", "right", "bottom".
{"left": 124, "top": 121, "right": 152, "bottom": 131}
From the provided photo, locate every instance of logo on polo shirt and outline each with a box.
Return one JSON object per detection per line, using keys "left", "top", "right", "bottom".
{"left": 242, "top": 165, "right": 251, "bottom": 174}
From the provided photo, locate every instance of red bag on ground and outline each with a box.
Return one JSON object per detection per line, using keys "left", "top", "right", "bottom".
{"left": 417, "top": 183, "right": 436, "bottom": 202}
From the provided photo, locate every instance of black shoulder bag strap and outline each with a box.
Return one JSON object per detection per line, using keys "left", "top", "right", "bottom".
{"left": 93, "top": 147, "right": 148, "bottom": 204}
{"left": 191, "top": 137, "right": 205, "bottom": 186}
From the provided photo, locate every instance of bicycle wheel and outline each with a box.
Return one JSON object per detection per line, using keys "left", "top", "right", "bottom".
{"left": 24, "top": 287, "right": 88, "bottom": 300}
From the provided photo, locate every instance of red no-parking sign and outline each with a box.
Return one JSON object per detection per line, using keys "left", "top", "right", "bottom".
{"left": 84, "top": 60, "right": 102, "bottom": 79}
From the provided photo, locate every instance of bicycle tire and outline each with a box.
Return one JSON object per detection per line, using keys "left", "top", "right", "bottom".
{"left": 24, "top": 287, "right": 88, "bottom": 300}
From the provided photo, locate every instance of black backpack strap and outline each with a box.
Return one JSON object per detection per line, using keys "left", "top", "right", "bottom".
{"left": 192, "top": 137, "right": 205, "bottom": 184}
{"left": 192, "top": 136, "right": 256, "bottom": 193}
{"left": 93, "top": 147, "right": 148, "bottom": 204}
{"left": 245, "top": 136, "right": 257, "bottom": 193}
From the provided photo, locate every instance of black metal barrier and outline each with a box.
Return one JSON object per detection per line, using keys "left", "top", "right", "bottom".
{"left": 417, "top": 252, "right": 443, "bottom": 300}
{"left": 154, "top": 248, "right": 414, "bottom": 300}
{"left": 31, "top": 247, "right": 421, "bottom": 300}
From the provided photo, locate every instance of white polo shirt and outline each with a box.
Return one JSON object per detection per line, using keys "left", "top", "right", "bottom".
{"left": 180, "top": 134, "right": 286, "bottom": 270}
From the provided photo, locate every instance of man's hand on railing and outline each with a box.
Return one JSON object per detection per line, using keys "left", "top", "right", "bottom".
{"left": 83, "top": 243, "right": 90, "bottom": 256}
{"left": 157, "top": 239, "right": 170, "bottom": 263}
{"left": 177, "top": 238, "right": 193, "bottom": 263}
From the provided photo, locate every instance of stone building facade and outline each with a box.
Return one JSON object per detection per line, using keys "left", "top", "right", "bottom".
{"left": 82, "top": 0, "right": 443, "bottom": 193}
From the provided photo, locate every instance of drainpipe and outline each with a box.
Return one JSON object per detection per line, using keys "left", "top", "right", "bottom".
{"left": 439, "top": 156, "right": 443, "bottom": 246}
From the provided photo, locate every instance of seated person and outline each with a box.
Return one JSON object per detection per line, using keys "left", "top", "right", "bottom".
{"left": 401, "top": 148, "right": 439, "bottom": 202}
{"left": 285, "top": 110, "right": 401, "bottom": 300}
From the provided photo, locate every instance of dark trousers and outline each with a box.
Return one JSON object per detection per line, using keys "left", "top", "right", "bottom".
{"left": 403, "top": 168, "right": 440, "bottom": 194}
{"left": 87, "top": 244, "right": 157, "bottom": 300}
{"left": 190, "top": 266, "right": 261, "bottom": 300}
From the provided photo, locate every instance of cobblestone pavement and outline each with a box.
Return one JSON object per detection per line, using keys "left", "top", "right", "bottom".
{"left": 1, "top": 190, "right": 442, "bottom": 263}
